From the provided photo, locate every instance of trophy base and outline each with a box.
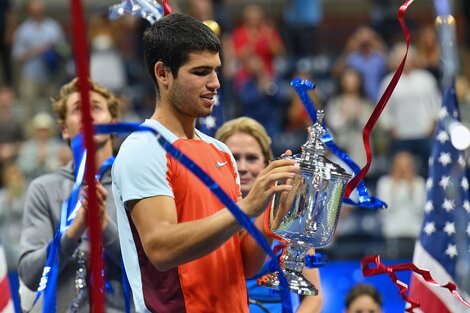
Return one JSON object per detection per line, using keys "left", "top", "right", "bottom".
{"left": 257, "top": 269, "right": 318, "bottom": 296}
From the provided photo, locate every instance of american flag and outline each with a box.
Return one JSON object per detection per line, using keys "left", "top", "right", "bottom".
{"left": 0, "top": 239, "right": 14, "bottom": 313}
{"left": 409, "top": 84, "right": 470, "bottom": 312}
{"left": 197, "top": 93, "right": 224, "bottom": 137}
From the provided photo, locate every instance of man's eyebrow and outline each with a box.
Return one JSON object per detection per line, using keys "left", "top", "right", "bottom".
{"left": 191, "top": 65, "right": 221, "bottom": 70}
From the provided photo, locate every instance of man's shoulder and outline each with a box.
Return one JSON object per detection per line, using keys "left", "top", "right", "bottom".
{"left": 196, "top": 130, "right": 231, "bottom": 153}
{"left": 28, "top": 166, "right": 72, "bottom": 191}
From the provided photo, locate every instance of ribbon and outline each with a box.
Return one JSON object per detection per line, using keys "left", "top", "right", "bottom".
{"left": 94, "top": 122, "right": 293, "bottom": 313}
{"left": 361, "top": 255, "right": 470, "bottom": 312}
{"left": 290, "top": 78, "right": 386, "bottom": 210}
{"left": 71, "top": 0, "right": 104, "bottom": 311}
{"left": 162, "top": 0, "right": 171, "bottom": 16}
{"left": 304, "top": 253, "right": 328, "bottom": 269}
{"left": 35, "top": 152, "right": 115, "bottom": 313}
{"left": 32, "top": 147, "right": 85, "bottom": 313}
{"left": 344, "top": 0, "right": 414, "bottom": 197}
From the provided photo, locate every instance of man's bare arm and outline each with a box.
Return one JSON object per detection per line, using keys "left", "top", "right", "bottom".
{"left": 130, "top": 159, "right": 299, "bottom": 272}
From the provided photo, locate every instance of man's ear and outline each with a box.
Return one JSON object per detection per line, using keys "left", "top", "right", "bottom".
{"left": 59, "top": 124, "right": 70, "bottom": 141}
{"left": 154, "top": 61, "right": 170, "bottom": 89}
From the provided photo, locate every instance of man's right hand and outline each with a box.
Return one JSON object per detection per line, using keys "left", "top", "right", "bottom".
{"left": 239, "top": 158, "right": 299, "bottom": 218}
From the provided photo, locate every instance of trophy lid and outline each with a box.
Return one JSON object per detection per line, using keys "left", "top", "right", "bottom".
{"left": 300, "top": 110, "right": 350, "bottom": 179}
{"left": 300, "top": 110, "right": 325, "bottom": 164}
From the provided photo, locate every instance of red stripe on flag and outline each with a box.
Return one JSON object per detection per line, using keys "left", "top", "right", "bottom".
{"left": 409, "top": 274, "right": 451, "bottom": 313}
{"left": 0, "top": 276, "right": 12, "bottom": 312}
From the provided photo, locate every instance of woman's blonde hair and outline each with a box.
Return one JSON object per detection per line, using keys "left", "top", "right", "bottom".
{"left": 216, "top": 117, "right": 273, "bottom": 166}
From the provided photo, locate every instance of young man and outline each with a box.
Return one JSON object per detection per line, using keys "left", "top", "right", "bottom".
{"left": 18, "top": 78, "right": 131, "bottom": 312}
{"left": 112, "top": 13, "right": 299, "bottom": 312}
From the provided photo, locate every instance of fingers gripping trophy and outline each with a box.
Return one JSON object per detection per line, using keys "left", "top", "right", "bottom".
{"left": 258, "top": 110, "right": 351, "bottom": 295}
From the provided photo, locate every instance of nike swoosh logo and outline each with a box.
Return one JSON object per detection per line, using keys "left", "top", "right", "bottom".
{"left": 216, "top": 161, "right": 228, "bottom": 168}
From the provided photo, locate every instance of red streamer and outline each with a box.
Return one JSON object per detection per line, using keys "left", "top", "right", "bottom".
{"left": 361, "top": 255, "right": 470, "bottom": 312}
{"left": 163, "top": 0, "right": 171, "bottom": 16}
{"left": 344, "top": 0, "right": 414, "bottom": 197}
{"left": 70, "top": 0, "right": 104, "bottom": 312}
{"left": 263, "top": 203, "right": 288, "bottom": 267}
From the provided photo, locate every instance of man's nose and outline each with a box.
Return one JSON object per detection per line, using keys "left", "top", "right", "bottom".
{"left": 207, "top": 71, "right": 220, "bottom": 91}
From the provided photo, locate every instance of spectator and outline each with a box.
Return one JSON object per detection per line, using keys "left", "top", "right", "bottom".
{"left": 89, "top": 12, "right": 127, "bottom": 94}
{"left": 415, "top": 24, "right": 440, "bottom": 82}
{"left": 232, "top": 3, "right": 285, "bottom": 91}
{"left": 345, "top": 283, "right": 383, "bottom": 313}
{"left": 0, "top": 86, "right": 23, "bottom": 173}
{"left": 18, "top": 78, "right": 133, "bottom": 312}
{"left": 281, "top": 0, "right": 323, "bottom": 59}
{"left": 232, "top": 3, "right": 288, "bottom": 140}
{"left": 325, "top": 68, "right": 373, "bottom": 167}
{"left": 332, "top": 26, "right": 387, "bottom": 103}
{"left": 379, "top": 43, "right": 441, "bottom": 176}
{"left": 0, "top": 0, "right": 12, "bottom": 85}
{"left": 376, "top": 151, "right": 426, "bottom": 258}
{"left": 16, "top": 112, "right": 66, "bottom": 183}
{"left": 11, "top": 0, "right": 66, "bottom": 119}
{"left": 0, "top": 161, "right": 26, "bottom": 271}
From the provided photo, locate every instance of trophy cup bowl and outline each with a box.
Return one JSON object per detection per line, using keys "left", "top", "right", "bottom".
{"left": 258, "top": 111, "right": 351, "bottom": 295}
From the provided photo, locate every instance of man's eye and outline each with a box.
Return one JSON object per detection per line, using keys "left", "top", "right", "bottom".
{"left": 194, "top": 70, "right": 210, "bottom": 76}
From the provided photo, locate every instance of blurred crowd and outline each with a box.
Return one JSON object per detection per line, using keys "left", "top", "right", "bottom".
{"left": 1, "top": 0, "right": 470, "bottom": 275}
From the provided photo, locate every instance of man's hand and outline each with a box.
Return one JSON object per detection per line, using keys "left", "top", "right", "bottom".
{"left": 65, "top": 180, "right": 109, "bottom": 242}
{"left": 239, "top": 158, "right": 299, "bottom": 218}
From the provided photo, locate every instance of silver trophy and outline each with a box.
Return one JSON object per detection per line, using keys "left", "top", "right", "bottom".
{"left": 258, "top": 110, "right": 351, "bottom": 295}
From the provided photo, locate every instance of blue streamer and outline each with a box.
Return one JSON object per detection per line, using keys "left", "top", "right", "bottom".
{"left": 31, "top": 150, "right": 87, "bottom": 313}
{"left": 304, "top": 252, "right": 328, "bottom": 269}
{"left": 290, "top": 78, "right": 387, "bottom": 210}
{"left": 94, "top": 122, "right": 293, "bottom": 313}
{"left": 35, "top": 139, "right": 126, "bottom": 313}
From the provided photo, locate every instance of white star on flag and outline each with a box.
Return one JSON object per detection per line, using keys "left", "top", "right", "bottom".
{"left": 436, "top": 130, "right": 449, "bottom": 144}
{"left": 423, "top": 221, "right": 436, "bottom": 235}
{"left": 438, "top": 107, "right": 449, "bottom": 119}
{"left": 458, "top": 155, "right": 466, "bottom": 167}
{"left": 439, "top": 175, "right": 451, "bottom": 189}
{"left": 443, "top": 222, "right": 456, "bottom": 236}
{"left": 438, "top": 152, "right": 452, "bottom": 166}
{"left": 203, "top": 116, "right": 217, "bottom": 129}
{"left": 464, "top": 200, "right": 470, "bottom": 214}
{"left": 424, "top": 200, "right": 434, "bottom": 213}
{"left": 426, "top": 178, "right": 433, "bottom": 190}
{"left": 445, "top": 244, "right": 458, "bottom": 258}
{"left": 442, "top": 198, "right": 455, "bottom": 212}
{"left": 461, "top": 177, "right": 469, "bottom": 191}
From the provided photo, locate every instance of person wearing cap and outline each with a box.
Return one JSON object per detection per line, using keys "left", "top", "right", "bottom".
{"left": 17, "top": 112, "right": 66, "bottom": 183}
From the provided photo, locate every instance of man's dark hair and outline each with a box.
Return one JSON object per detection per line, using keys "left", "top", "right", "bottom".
{"left": 143, "top": 13, "right": 221, "bottom": 99}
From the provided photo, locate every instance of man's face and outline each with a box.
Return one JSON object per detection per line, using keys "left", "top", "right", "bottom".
{"left": 167, "top": 51, "right": 221, "bottom": 118}
{"left": 61, "top": 91, "right": 115, "bottom": 144}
